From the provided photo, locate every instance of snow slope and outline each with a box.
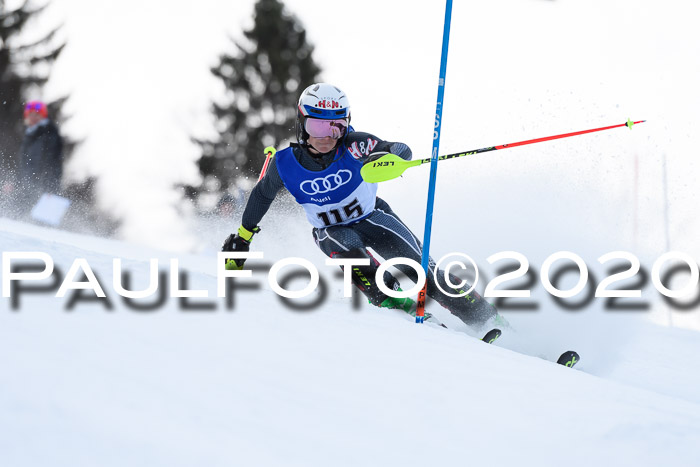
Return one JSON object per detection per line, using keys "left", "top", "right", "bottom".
{"left": 2, "top": 219, "right": 700, "bottom": 467}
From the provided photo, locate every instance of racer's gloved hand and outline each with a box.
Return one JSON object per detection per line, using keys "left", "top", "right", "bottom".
{"left": 222, "top": 225, "right": 260, "bottom": 270}
{"left": 363, "top": 151, "right": 390, "bottom": 165}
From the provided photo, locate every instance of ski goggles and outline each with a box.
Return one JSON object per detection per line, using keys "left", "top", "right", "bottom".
{"left": 305, "top": 118, "right": 348, "bottom": 139}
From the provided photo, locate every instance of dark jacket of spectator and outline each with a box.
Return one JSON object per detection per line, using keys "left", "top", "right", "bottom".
{"left": 18, "top": 116, "right": 63, "bottom": 195}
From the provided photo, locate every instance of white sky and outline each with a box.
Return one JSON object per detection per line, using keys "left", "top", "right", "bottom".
{"left": 26, "top": 0, "right": 700, "bottom": 256}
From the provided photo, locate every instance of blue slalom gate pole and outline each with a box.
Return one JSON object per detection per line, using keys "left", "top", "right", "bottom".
{"left": 415, "top": 0, "right": 453, "bottom": 323}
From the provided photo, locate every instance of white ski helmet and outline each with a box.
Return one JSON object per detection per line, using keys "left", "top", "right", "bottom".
{"left": 296, "top": 83, "right": 350, "bottom": 145}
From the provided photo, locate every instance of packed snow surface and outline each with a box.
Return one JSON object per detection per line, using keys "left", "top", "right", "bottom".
{"left": 2, "top": 219, "right": 699, "bottom": 467}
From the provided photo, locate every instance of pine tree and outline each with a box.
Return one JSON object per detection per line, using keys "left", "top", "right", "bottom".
{"left": 194, "top": 0, "right": 321, "bottom": 204}
{"left": 0, "top": 0, "right": 69, "bottom": 179}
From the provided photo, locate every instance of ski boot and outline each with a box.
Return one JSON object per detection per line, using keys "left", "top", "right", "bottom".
{"left": 377, "top": 295, "right": 445, "bottom": 328}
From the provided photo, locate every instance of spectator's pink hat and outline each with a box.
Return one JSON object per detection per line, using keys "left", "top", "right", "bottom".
{"left": 24, "top": 101, "right": 48, "bottom": 119}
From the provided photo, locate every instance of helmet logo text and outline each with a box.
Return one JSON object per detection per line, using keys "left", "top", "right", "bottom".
{"left": 317, "top": 99, "right": 340, "bottom": 109}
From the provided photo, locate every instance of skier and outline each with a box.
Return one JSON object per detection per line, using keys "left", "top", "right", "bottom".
{"left": 222, "top": 83, "right": 505, "bottom": 330}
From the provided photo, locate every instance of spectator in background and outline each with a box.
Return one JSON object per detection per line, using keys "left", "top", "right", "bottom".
{"left": 215, "top": 193, "right": 238, "bottom": 217}
{"left": 15, "top": 100, "right": 64, "bottom": 211}
{"left": 215, "top": 184, "right": 246, "bottom": 218}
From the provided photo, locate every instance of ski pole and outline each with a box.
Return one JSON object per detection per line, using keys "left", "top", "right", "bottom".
{"left": 258, "top": 146, "right": 277, "bottom": 181}
{"left": 415, "top": 0, "right": 454, "bottom": 324}
{"left": 224, "top": 146, "right": 277, "bottom": 271}
{"left": 361, "top": 119, "right": 645, "bottom": 183}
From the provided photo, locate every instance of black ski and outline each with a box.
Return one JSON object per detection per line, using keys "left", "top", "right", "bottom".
{"left": 556, "top": 350, "right": 580, "bottom": 368}
{"left": 481, "top": 330, "right": 579, "bottom": 368}
{"left": 481, "top": 328, "right": 502, "bottom": 344}
{"left": 433, "top": 322, "right": 578, "bottom": 368}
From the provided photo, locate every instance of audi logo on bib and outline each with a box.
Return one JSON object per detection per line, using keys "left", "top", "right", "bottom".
{"left": 300, "top": 169, "right": 353, "bottom": 195}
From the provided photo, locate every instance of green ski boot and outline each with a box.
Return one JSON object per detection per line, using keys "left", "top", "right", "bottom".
{"left": 376, "top": 295, "right": 445, "bottom": 327}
